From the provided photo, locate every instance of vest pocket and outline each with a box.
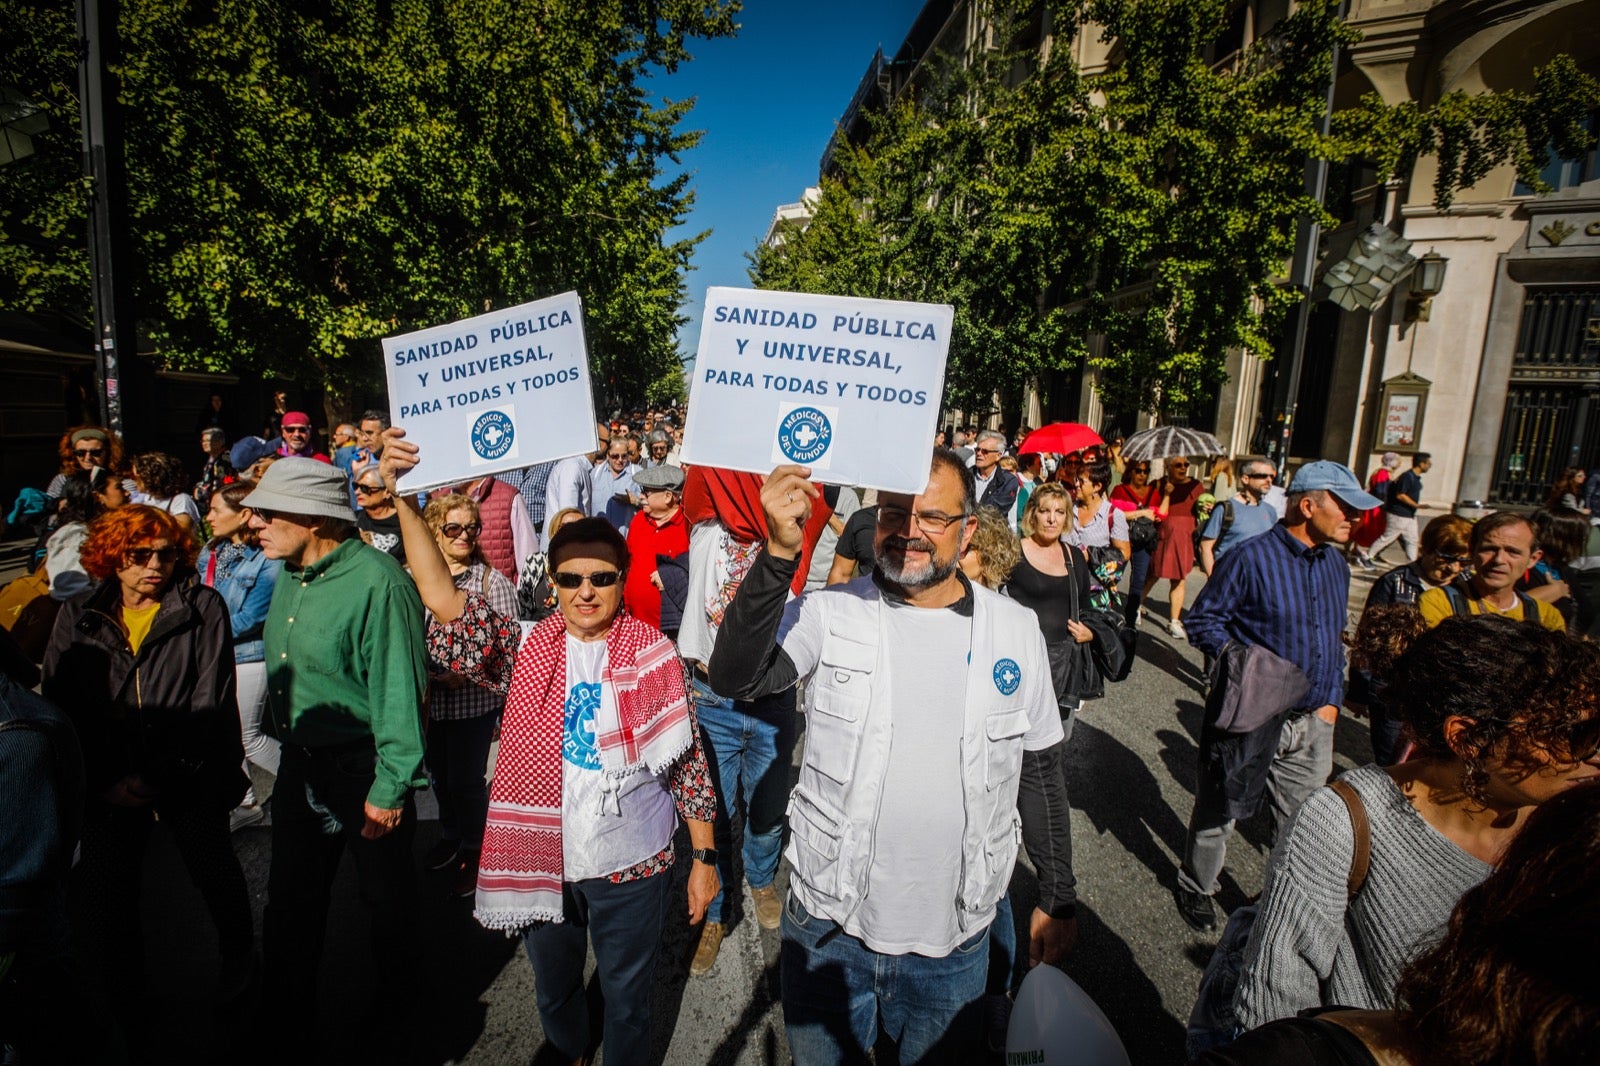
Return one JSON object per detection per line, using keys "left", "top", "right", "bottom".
{"left": 963, "top": 809, "right": 1022, "bottom": 914}
{"left": 983, "top": 708, "right": 1031, "bottom": 791}
{"left": 805, "top": 687, "right": 868, "bottom": 785}
{"left": 789, "top": 790, "right": 844, "bottom": 899}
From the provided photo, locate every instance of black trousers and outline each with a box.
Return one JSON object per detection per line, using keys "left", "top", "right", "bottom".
{"left": 262, "top": 740, "right": 418, "bottom": 1027}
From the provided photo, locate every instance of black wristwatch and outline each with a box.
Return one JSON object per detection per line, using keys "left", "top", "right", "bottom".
{"left": 691, "top": 847, "right": 719, "bottom": 866}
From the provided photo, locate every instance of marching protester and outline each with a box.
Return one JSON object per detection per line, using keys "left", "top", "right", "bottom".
{"left": 275, "top": 411, "right": 331, "bottom": 462}
{"left": 1111, "top": 459, "right": 1165, "bottom": 626}
{"left": 43, "top": 425, "right": 128, "bottom": 501}
{"left": 414, "top": 492, "right": 518, "bottom": 898}
{"left": 354, "top": 462, "right": 406, "bottom": 563}
{"left": 1175, "top": 461, "right": 1378, "bottom": 933}
{"left": 1141, "top": 455, "right": 1201, "bottom": 637}
{"left": 1346, "top": 515, "right": 1472, "bottom": 765}
{"left": 129, "top": 452, "right": 203, "bottom": 538}
{"left": 198, "top": 482, "right": 284, "bottom": 831}
{"left": 960, "top": 504, "right": 1022, "bottom": 590}
{"left": 242, "top": 459, "right": 429, "bottom": 1051}
{"left": 541, "top": 422, "right": 611, "bottom": 546}
{"left": 1348, "top": 451, "right": 1401, "bottom": 570}
{"left": 517, "top": 506, "right": 586, "bottom": 623}
{"left": 41, "top": 505, "right": 255, "bottom": 1025}
{"left": 972, "top": 429, "right": 1021, "bottom": 514}
{"left": 1198, "top": 458, "right": 1279, "bottom": 577}
{"left": 1066, "top": 459, "right": 1131, "bottom": 566}
{"left": 590, "top": 434, "right": 642, "bottom": 534}
{"left": 1521, "top": 506, "right": 1587, "bottom": 629}
{"left": 709, "top": 451, "right": 1077, "bottom": 1063}
{"left": 1367, "top": 452, "right": 1430, "bottom": 564}
{"left": 438, "top": 475, "right": 537, "bottom": 584}
{"left": 380, "top": 428, "right": 718, "bottom": 1066}
{"left": 194, "top": 426, "right": 236, "bottom": 510}
{"left": 1206, "top": 780, "right": 1600, "bottom": 1066}
{"left": 623, "top": 464, "right": 690, "bottom": 636}
{"left": 42, "top": 468, "right": 122, "bottom": 604}
{"left": 1415, "top": 511, "right": 1565, "bottom": 631}
{"left": 1231, "top": 615, "right": 1600, "bottom": 1033}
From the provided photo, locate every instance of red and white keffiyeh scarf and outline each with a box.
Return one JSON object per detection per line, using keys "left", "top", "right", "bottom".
{"left": 474, "top": 611, "right": 692, "bottom": 932}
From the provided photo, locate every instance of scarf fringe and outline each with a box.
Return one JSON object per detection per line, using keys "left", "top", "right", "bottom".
{"left": 474, "top": 905, "right": 566, "bottom": 934}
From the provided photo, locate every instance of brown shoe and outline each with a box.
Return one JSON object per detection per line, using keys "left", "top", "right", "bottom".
{"left": 690, "top": 921, "right": 724, "bottom": 976}
{"left": 749, "top": 884, "right": 782, "bottom": 931}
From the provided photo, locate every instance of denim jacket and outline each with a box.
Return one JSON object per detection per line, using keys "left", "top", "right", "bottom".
{"left": 197, "top": 542, "right": 281, "bottom": 663}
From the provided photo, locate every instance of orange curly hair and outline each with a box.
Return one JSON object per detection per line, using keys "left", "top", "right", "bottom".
{"left": 80, "top": 505, "right": 196, "bottom": 581}
{"left": 55, "top": 425, "right": 127, "bottom": 478}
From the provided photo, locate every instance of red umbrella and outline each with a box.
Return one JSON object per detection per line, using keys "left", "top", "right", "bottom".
{"left": 1016, "top": 422, "right": 1103, "bottom": 456}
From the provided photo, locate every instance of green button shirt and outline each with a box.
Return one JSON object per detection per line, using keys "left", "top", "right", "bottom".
{"left": 263, "top": 538, "right": 428, "bottom": 809}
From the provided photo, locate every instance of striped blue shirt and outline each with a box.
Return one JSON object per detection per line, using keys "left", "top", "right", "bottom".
{"left": 1186, "top": 523, "right": 1350, "bottom": 710}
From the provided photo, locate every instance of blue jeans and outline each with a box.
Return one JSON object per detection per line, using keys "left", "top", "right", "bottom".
{"left": 781, "top": 893, "right": 990, "bottom": 1064}
{"left": 1123, "top": 546, "right": 1152, "bottom": 625}
{"left": 521, "top": 872, "right": 670, "bottom": 1066}
{"left": 690, "top": 676, "right": 796, "bottom": 924}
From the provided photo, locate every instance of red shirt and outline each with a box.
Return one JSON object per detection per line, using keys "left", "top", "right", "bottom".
{"left": 624, "top": 506, "right": 690, "bottom": 631}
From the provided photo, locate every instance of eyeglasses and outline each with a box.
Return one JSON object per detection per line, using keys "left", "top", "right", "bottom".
{"left": 975, "top": 447, "right": 1002, "bottom": 456}
{"left": 354, "top": 483, "right": 384, "bottom": 495}
{"left": 1132, "top": 465, "right": 1151, "bottom": 473}
{"left": 1168, "top": 462, "right": 1189, "bottom": 469}
{"left": 124, "top": 546, "right": 182, "bottom": 567}
{"left": 1433, "top": 552, "right": 1469, "bottom": 566}
{"left": 76, "top": 447, "right": 105, "bottom": 459}
{"left": 876, "top": 506, "right": 968, "bottom": 534}
{"left": 551, "top": 569, "right": 622, "bottom": 590}
{"left": 607, "top": 452, "right": 628, "bottom": 461}
{"left": 440, "top": 522, "right": 482, "bottom": 539}
{"left": 1565, "top": 716, "right": 1600, "bottom": 763}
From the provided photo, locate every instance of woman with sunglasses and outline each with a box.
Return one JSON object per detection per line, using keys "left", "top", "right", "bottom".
{"left": 1232, "top": 615, "right": 1600, "bottom": 1034}
{"left": 1142, "top": 456, "right": 1201, "bottom": 638}
{"left": 1347, "top": 515, "right": 1473, "bottom": 765}
{"left": 1111, "top": 460, "right": 1167, "bottom": 626}
{"left": 198, "top": 481, "right": 284, "bottom": 830}
{"left": 44, "top": 425, "right": 129, "bottom": 502}
{"left": 354, "top": 463, "right": 405, "bottom": 562}
{"left": 415, "top": 492, "right": 518, "bottom": 897}
{"left": 40, "top": 505, "right": 255, "bottom": 1017}
{"left": 381, "top": 430, "right": 717, "bottom": 1066}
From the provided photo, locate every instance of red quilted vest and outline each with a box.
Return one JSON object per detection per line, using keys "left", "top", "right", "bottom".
{"left": 451, "top": 477, "right": 518, "bottom": 583}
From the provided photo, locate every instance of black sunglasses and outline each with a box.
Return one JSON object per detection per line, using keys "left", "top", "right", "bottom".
{"left": 282, "top": 425, "right": 311, "bottom": 434}
{"left": 440, "top": 522, "right": 482, "bottom": 539}
{"left": 76, "top": 447, "right": 105, "bottom": 458}
{"left": 551, "top": 570, "right": 622, "bottom": 590}
{"left": 1433, "top": 552, "right": 1469, "bottom": 565}
{"left": 354, "top": 483, "right": 384, "bottom": 494}
{"left": 125, "top": 546, "right": 182, "bottom": 567}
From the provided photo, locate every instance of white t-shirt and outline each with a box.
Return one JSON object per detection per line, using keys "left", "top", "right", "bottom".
{"left": 777, "top": 592, "right": 1061, "bottom": 955}
{"left": 559, "top": 635, "right": 675, "bottom": 880}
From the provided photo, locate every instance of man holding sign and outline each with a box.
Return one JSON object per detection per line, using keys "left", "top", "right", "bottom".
{"left": 708, "top": 451, "right": 1078, "bottom": 1063}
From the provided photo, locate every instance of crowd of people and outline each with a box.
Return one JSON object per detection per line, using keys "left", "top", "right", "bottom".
{"left": 1, "top": 405, "right": 1597, "bottom": 1066}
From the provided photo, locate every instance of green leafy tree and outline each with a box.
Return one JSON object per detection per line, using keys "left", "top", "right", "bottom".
{"left": 1, "top": 0, "right": 737, "bottom": 420}
{"left": 750, "top": 0, "right": 1599, "bottom": 424}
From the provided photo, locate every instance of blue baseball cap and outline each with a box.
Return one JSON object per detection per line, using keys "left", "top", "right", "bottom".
{"left": 1290, "top": 460, "right": 1381, "bottom": 510}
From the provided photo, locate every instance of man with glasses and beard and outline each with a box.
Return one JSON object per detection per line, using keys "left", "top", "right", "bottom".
{"left": 242, "top": 459, "right": 428, "bottom": 1054}
{"left": 709, "top": 449, "right": 1077, "bottom": 1064}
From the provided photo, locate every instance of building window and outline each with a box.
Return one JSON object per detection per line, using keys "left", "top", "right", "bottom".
{"left": 1514, "top": 113, "right": 1598, "bottom": 195}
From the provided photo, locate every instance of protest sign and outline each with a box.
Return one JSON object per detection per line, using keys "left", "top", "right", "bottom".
{"left": 680, "top": 287, "right": 953, "bottom": 493}
{"left": 381, "top": 291, "right": 596, "bottom": 490}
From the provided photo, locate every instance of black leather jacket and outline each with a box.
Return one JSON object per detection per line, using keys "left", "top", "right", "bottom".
{"left": 42, "top": 577, "right": 245, "bottom": 808}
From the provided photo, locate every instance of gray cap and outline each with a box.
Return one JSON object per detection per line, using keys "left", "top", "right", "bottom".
{"left": 633, "top": 464, "right": 685, "bottom": 492}
{"left": 1290, "top": 460, "right": 1381, "bottom": 510}
{"left": 241, "top": 457, "right": 356, "bottom": 522}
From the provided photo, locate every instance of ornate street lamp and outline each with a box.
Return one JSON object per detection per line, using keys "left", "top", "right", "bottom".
{"left": 1404, "top": 251, "right": 1449, "bottom": 322}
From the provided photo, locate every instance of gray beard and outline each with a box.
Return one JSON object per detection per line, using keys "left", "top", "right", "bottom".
{"left": 877, "top": 543, "right": 960, "bottom": 588}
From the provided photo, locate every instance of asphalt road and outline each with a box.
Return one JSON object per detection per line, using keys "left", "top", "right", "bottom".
{"left": 51, "top": 561, "right": 1387, "bottom": 1065}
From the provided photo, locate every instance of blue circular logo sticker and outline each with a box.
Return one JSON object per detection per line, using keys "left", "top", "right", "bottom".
{"left": 777, "top": 406, "right": 833, "bottom": 464}
{"left": 562, "top": 682, "right": 602, "bottom": 769}
{"left": 471, "top": 410, "right": 515, "bottom": 461}
{"left": 993, "top": 658, "right": 1021, "bottom": 696}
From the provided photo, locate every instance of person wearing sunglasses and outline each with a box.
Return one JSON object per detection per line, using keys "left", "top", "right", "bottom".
{"left": 1348, "top": 515, "right": 1474, "bottom": 765}
{"left": 44, "top": 425, "right": 131, "bottom": 504}
{"left": 41, "top": 505, "right": 256, "bottom": 1011}
{"left": 353, "top": 464, "right": 405, "bottom": 563}
{"left": 414, "top": 493, "right": 518, "bottom": 898}
{"left": 381, "top": 427, "right": 718, "bottom": 1066}
{"left": 240, "top": 458, "right": 428, "bottom": 1053}
{"left": 1142, "top": 455, "right": 1202, "bottom": 639}
{"left": 589, "top": 437, "right": 642, "bottom": 535}
{"left": 274, "top": 411, "right": 330, "bottom": 463}
{"left": 1230, "top": 616, "right": 1600, "bottom": 1038}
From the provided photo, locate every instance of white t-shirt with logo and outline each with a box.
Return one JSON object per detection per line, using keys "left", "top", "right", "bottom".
{"left": 559, "top": 635, "right": 675, "bottom": 880}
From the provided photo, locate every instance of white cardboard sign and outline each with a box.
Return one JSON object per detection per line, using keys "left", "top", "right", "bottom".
{"left": 381, "top": 291, "right": 596, "bottom": 490}
{"left": 680, "top": 287, "right": 952, "bottom": 493}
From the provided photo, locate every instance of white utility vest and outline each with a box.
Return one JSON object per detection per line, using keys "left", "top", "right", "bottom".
{"left": 785, "top": 578, "right": 1053, "bottom": 936}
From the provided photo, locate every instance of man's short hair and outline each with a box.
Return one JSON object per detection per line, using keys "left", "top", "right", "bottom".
{"left": 202, "top": 427, "right": 228, "bottom": 445}
{"left": 931, "top": 447, "right": 977, "bottom": 513}
{"left": 1470, "top": 511, "right": 1537, "bottom": 553}
{"left": 1284, "top": 489, "right": 1322, "bottom": 516}
{"left": 975, "top": 430, "right": 1007, "bottom": 450}
{"left": 1414, "top": 452, "right": 1432, "bottom": 465}
{"left": 359, "top": 409, "right": 390, "bottom": 430}
{"left": 1240, "top": 457, "right": 1275, "bottom": 478}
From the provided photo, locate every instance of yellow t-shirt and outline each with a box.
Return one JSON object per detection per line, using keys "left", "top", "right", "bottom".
{"left": 122, "top": 602, "right": 161, "bottom": 654}
{"left": 1417, "top": 586, "right": 1566, "bottom": 632}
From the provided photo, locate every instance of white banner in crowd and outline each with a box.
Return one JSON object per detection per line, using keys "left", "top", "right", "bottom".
{"left": 680, "top": 287, "right": 953, "bottom": 493}
{"left": 381, "top": 291, "right": 596, "bottom": 490}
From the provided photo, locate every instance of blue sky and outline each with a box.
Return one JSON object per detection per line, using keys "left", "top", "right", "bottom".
{"left": 659, "top": 0, "right": 928, "bottom": 364}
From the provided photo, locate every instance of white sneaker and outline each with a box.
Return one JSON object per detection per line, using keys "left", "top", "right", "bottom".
{"left": 230, "top": 804, "right": 266, "bottom": 832}
{"left": 1137, "top": 606, "right": 1148, "bottom": 627}
{"left": 1168, "top": 619, "right": 1187, "bottom": 640}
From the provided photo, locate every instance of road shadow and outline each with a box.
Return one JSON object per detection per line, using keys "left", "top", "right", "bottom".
{"left": 1133, "top": 632, "right": 1208, "bottom": 693}
{"left": 1067, "top": 719, "right": 1191, "bottom": 889}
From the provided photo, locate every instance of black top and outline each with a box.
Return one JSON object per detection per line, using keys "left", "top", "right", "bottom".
{"left": 1003, "top": 540, "right": 1090, "bottom": 643}
{"left": 1195, "top": 1015, "right": 1379, "bottom": 1066}
{"left": 357, "top": 510, "right": 406, "bottom": 563}
{"left": 835, "top": 506, "right": 878, "bottom": 577}
{"left": 1385, "top": 470, "right": 1422, "bottom": 518}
